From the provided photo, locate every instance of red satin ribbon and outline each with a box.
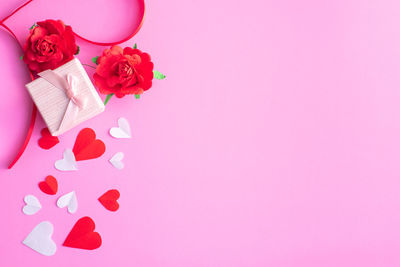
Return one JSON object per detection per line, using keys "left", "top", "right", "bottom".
{"left": 0, "top": 0, "right": 145, "bottom": 169}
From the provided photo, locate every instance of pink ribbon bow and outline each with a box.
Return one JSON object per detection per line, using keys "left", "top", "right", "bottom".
{"left": 64, "top": 74, "right": 84, "bottom": 108}
{"left": 38, "top": 70, "right": 87, "bottom": 133}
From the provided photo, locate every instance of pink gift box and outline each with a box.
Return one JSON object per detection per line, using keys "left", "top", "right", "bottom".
{"left": 25, "top": 58, "right": 105, "bottom": 136}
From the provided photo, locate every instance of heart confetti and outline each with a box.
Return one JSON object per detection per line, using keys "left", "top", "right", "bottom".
{"left": 22, "top": 195, "right": 42, "bottom": 215}
{"left": 98, "top": 189, "right": 120, "bottom": 212}
{"left": 55, "top": 149, "right": 78, "bottom": 171}
{"left": 109, "top": 117, "right": 131, "bottom": 139}
{"left": 109, "top": 152, "right": 124, "bottom": 170}
{"left": 73, "top": 128, "right": 106, "bottom": 161}
{"left": 38, "top": 128, "right": 60, "bottom": 150}
{"left": 23, "top": 221, "right": 56, "bottom": 256}
{"left": 63, "top": 217, "right": 102, "bottom": 250}
{"left": 57, "top": 191, "right": 78, "bottom": 214}
{"left": 38, "top": 175, "right": 58, "bottom": 195}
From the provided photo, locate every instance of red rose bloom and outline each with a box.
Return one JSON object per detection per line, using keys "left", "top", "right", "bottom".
{"left": 93, "top": 46, "right": 154, "bottom": 98}
{"left": 23, "top": 19, "right": 77, "bottom": 73}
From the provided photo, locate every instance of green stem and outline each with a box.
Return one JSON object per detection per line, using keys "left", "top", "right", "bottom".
{"left": 82, "top": 63, "right": 97, "bottom": 69}
{"left": 104, "top": 94, "right": 114, "bottom": 105}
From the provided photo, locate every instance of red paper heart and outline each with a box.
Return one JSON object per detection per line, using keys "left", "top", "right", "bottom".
{"left": 98, "top": 189, "right": 120, "bottom": 212}
{"left": 38, "top": 175, "right": 58, "bottom": 195}
{"left": 63, "top": 217, "right": 102, "bottom": 250}
{"left": 38, "top": 128, "right": 59, "bottom": 150}
{"left": 72, "top": 128, "right": 106, "bottom": 161}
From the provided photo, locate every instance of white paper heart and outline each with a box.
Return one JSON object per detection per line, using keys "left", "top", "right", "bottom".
{"left": 22, "top": 195, "right": 42, "bottom": 215}
{"left": 57, "top": 191, "right": 78, "bottom": 214}
{"left": 55, "top": 149, "right": 78, "bottom": 171}
{"left": 110, "top": 117, "right": 131, "bottom": 138}
{"left": 109, "top": 152, "right": 124, "bottom": 170}
{"left": 23, "top": 221, "right": 56, "bottom": 256}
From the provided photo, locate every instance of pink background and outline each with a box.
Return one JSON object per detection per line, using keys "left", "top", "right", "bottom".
{"left": 2, "top": 0, "right": 400, "bottom": 266}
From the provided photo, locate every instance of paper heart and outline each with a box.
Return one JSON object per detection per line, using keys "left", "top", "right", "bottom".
{"left": 38, "top": 128, "right": 59, "bottom": 150}
{"left": 57, "top": 191, "right": 78, "bottom": 214}
{"left": 98, "top": 189, "right": 120, "bottom": 212}
{"left": 109, "top": 152, "right": 124, "bottom": 170}
{"left": 55, "top": 149, "right": 78, "bottom": 171}
{"left": 23, "top": 221, "right": 56, "bottom": 256}
{"left": 38, "top": 175, "right": 58, "bottom": 195}
{"left": 73, "top": 128, "right": 106, "bottom": 161}
{"left": 63, "top": 217, "right": 102, "bottom": 250}
{"left": 22, "top": 195, "right": 42, "bottom": 215}
{"left": 109, "top": 117, "right": 132, "bottom": 138}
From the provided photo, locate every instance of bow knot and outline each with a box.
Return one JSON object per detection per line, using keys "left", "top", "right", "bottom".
{"left": 65, "top": 74, "right": 85, "bottom": 108}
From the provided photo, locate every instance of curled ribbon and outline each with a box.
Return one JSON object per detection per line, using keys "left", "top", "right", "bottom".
{"left": 38, "top": 70, "right": 87, "bottom": 134}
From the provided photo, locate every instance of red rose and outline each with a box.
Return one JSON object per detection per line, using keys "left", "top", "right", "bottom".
{"left": 23, "top": 19, "right": 78, "bottom": 73}
{"left": 93, "top": 46, "right": 154, "bottom": 98}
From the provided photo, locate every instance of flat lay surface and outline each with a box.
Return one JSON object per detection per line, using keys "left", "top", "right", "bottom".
{"left": 2, "top": 0, "right": 400, "bottom": 266}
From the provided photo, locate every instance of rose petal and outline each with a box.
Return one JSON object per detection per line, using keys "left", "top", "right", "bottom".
{"left": 109, "top": 45, "right": 123, "bottom": 55}
{"left": 140, "top": 52, "right": 151, "bottom": 63}
{"left": 38, "top": 20, "right": 65, "bottom": 35}
{"left": 29, "top": 27, "right": 47, "bottom": 44}
{"left": 106, "top": 75, "right": 122, "bottom": 88}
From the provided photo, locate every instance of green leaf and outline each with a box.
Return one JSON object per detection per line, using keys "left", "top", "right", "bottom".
{"left": 29, "top": 23, "right": 37, "bottom": 30}
{"left": 133, "top": 43, "right": 137, "bottom": 49}
{"left": 153, "top": 70, "right": 166, "bottom": 80}
{"left": 20, "top": 55, "right": 23, "bottom": 60}
{"left": 91, "top": 56, "right": 99, "bottom": 65}
{"left": 104, "top": 93, "right": 114, "bottom": 105}
{"left": 75, "top": 46, "right": 80, "bottom": 55}
{"left": 135, "top": 94, "right": 141, "bottom": 99}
